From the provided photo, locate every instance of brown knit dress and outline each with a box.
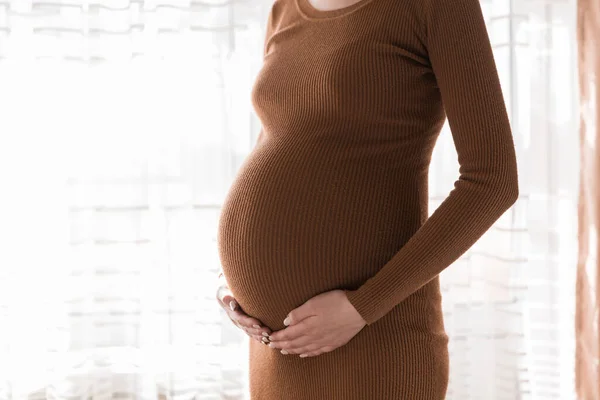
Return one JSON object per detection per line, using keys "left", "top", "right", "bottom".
{"left": 216, "top": 0, "right": 519, "bottom": 397}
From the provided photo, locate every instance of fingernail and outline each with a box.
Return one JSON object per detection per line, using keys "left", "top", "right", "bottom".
{"left": 261, "top": 337, "right": 269, "bottom": 343}
{"left": 229, "top": 301, "right": 237, "bottom": 311}
{"left": 268, "top": 343, "right": 275, "bottom": 348}
{"left": 268, "top": 336, "right": 274, "bottom": 341}
{"left": 281, "top": 349, "right": 288, "bottom": 355}
{"left": 283, "top": 316, "right": 291, "bottom": 326}
{"left": 300, "top": 354, "right": 308, "bottom": 358}
{"left": 262, "top": 332, "right": 269, "bottom": 337}
{"left": 253, "top": 324, "right": 260, "bottom": 329}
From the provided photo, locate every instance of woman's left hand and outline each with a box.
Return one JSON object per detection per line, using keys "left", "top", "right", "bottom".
{"left": 267, "top": 289, "right": 367, "bottom": 358}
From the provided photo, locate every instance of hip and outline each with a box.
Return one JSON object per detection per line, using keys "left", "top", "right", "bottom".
{"left": 249, "top": 300, "right": 450, "bottom": 399}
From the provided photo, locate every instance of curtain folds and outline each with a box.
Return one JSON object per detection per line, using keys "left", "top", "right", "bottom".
{"left": 0, "top": 1, "right": 272, "bottom": 399}
{"left": 438, "top": 1, "right": 578, "bottom": 398}
{"left": 575, "top": 0, "right": 600, "bottom": 397}
{"left": 0, "top": 0, "right": 264, "bottom": 62}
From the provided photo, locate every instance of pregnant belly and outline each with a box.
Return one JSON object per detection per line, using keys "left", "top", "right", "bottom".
{"left": 217, "top": 141, "right": 422, "bottom": 331}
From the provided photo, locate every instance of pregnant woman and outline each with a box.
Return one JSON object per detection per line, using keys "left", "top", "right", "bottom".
{"left": 216, "top": 0, "right": 519, "bottom": 397}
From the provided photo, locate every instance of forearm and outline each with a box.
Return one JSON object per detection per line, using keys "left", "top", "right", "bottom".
{"left": 344, "top": 168, "right": 518, "bottom": 325}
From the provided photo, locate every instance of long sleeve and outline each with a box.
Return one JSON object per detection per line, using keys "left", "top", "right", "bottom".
{"left": 343, "top": 0, "right": 520, "bottom": 326}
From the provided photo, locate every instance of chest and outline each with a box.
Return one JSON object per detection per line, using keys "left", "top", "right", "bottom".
{"left": 250, "top": 0, "right": 439, "bottom": 134}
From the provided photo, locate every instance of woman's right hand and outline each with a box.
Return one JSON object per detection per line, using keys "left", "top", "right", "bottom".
{"left": 216, "top": 278, "right": 273, "bottom": 345}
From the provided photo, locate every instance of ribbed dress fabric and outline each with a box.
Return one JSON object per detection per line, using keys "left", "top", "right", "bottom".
{"left": 217, "top": 0, "right": 520, "bottom": 398}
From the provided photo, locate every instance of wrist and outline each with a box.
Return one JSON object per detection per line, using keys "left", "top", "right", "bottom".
{"left": 343, "top": 289, "right": 368, "bottom": 325}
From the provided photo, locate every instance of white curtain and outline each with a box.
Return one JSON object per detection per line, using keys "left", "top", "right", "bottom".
{"left": 438, "top": 0, "right": 579, "bottom": 399}
{"left": 0, "top": 1, "right": 269, "bottom": 399}
{"left": 0, "top": 0, "right": 578, "bottom": 399}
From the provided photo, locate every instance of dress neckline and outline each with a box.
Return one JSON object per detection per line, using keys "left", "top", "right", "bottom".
{"left": 295, "top": 0, "right": 377, "bottom": 21}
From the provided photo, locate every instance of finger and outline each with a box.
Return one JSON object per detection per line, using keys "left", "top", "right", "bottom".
{"left": 232, "top": 318, "right": 256, "bottom": 335}
{"left": 268, "top": 318, "right": 313, "bottom": 342}
{"left": 216, "top": 285, "right": 234, "bottom": 306}
{"left": 285, "top": 340, "right": 324, "bottom": 354}
{"left": 299, "top": 351, "right": 320, "bottom": 358}
{"left": 284, "top": 301, "right": 318, "bottom": 326}
{"left": 217, "top": 290, "right": 243, "bottom": 316}
{"left": 222, "top": 295, "right": 238, "bottom": 312}
{"left": 257, "top": 336, "right": 272, "bottom": 345}
{"left": 245, "top": 326, "right": 272, "bottom": 337}
{"left": 299, "top": 345, "right": 335, "bottom": 358}
{"left": 240, "top": 326, "right": 264, "bottom": 342}
{"left": 249, "top": 333, "right": 269, "bottom": 343}
{"left": 228, "top": 312, "right": 272, "bottom": 339}
{"left": 269, "top": 334, "right": 313, "bottom": 352}
{"left": 241, "top": 328, "right": 270, "bottom": 344}
{"left": 233, "top": 312, "right": 260, "bottom": 327}
{"left": 232, "top": 312, "right": 271, "bottom": 333}
{"left": 230, "top": 317, "right": 243, "bottom": 330}
{"left": 291, "top": 342, "right": 326, "bottom": 355}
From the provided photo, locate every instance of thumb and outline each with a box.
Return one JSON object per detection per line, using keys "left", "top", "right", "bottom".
{"left": 284, "top": 302, "right": 315, "bottom": 326}
{"left": 221, "top": 295, "right": 238, "bottom": 311}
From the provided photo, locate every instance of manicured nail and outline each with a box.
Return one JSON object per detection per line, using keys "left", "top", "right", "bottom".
{"left": 283, "top": 316, "right": 291, "bottom": 326}
{"left": 229, "top": 301, "right": 237, "bottom": 311}
{"left": 261, "top": 337, "right": 269, "bottom": 343}
{"left": 253, "top": 324, "right": 260, "bottom": 329}
{"left": 299, "top": 354, "right": 308, "bottom": 358}
{"left": 268, "top": 336, "right": 274, "bottom": 341}
{"left": 281, "top": 349, "right": 288, "bottom": 355}
{"left": 268, "top": 343, "right": 275, "bottom": 348}
{"left": 262, "top": 332, "right": 269, "bottom": 337}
